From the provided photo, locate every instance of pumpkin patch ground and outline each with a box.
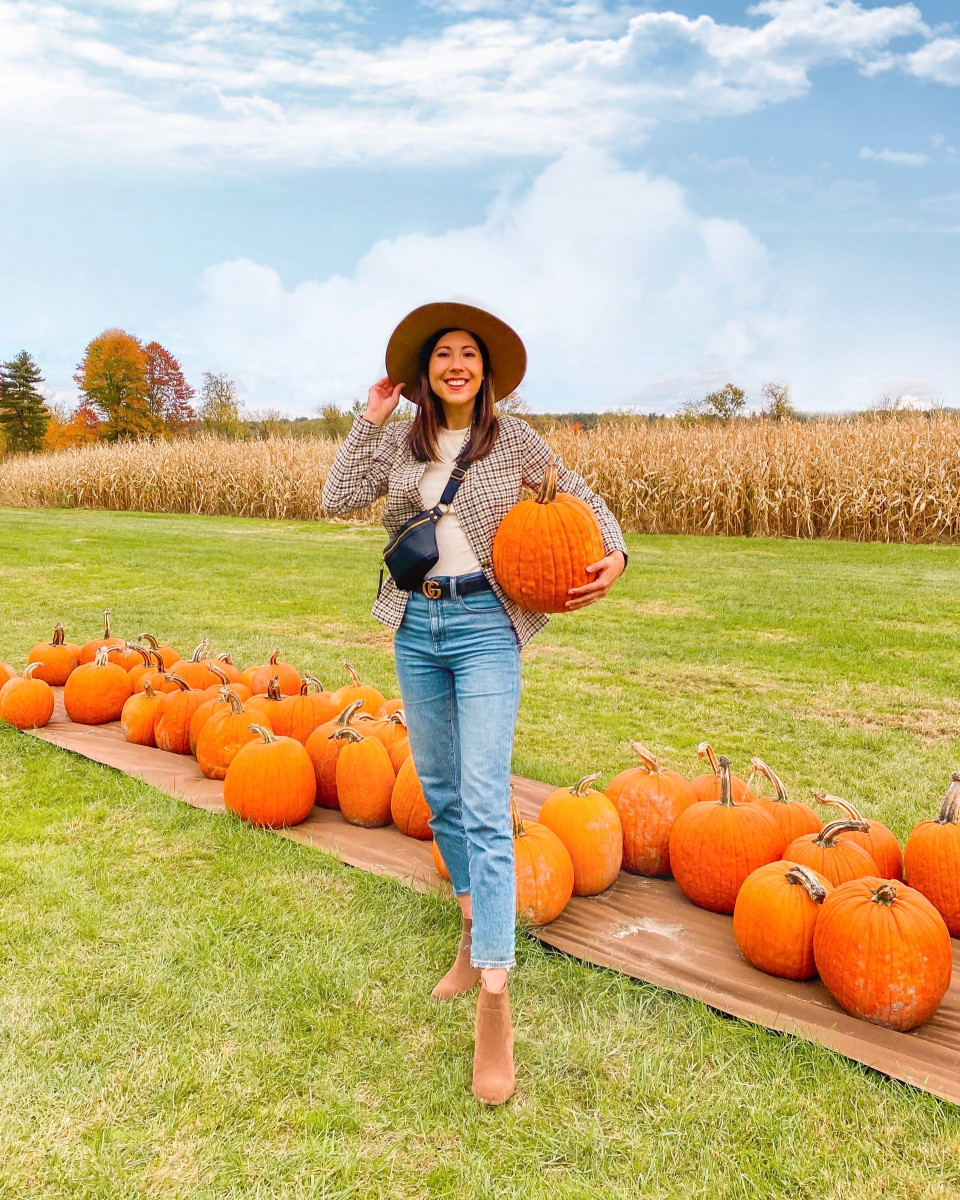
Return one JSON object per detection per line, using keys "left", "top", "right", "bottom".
{"left": 4, "top": 509, "right": 960, "bottom": 1199}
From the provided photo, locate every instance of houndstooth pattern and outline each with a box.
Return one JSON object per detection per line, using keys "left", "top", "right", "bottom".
{"left": 322, "top": 415, "right": 628, "bottom": 647}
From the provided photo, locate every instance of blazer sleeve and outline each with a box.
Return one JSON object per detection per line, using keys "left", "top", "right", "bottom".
{"left": 322, "top": 417, "right": 400, "bottom": 516}
{"left": 517, "top": 421, "right": 628, "bottom": 564}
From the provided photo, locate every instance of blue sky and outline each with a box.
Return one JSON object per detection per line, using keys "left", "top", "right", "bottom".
{"left": 1, "top": 0, "right": 958, "bottom": 415}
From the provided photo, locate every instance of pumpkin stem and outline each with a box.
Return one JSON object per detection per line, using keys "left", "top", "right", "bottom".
{"left": 302, "top": 674, "right": 324, "bottom": 694}
{"left": 814, "top": 792, "right": 866, "bottom": 825}
{"left": 94, "top": 646, "right": 112, "bottom": 667}
{"left": 52, "top": 623, "right": 66, "bottom": 647}
{"left": 137, "top": 633, "right": 160, "bottom": 650}
{"left": 147, "top": 649, "right": 164, "bottom": 670}
{"left": 628, "top": 741, "right": 663, "bottom": 774}
{"left": 102, "top": 608, "right": 112, "bottom": 638}
{"left": 126, "top": 643, "right": 152, "bottom": 668}
{"left": 342, "top": 660, "right": 362, "bottom": 688}
{"left": 697, "top": 742, "right": 721, "bottom": 776}
{"left": 331, "top": 726, "right": 364, "bottom": 744}
{"left": 208, "top": 664, "right": 229, "bottom": 686}
{"left": 784, "top": 865, "right": 828, "bottom": 904}
{"left": 388, "top": 710, "right": 407, "bottom": 729}
{"left": 510, "top": 793, "right": 525, "bottom": 839}
{"left": 535, "top": 459, "right": 558, "bottom": 505}
{"left": 250, "top": 724, "right": 276, "bottom": 744}
{"left": 268, "top": 649, "right": 280, "bottom": 666}
{"left": 23, "top": 662, "right": 42, "bottom": 680}
{"left": 750, "top": 757, "right": 789, "bottom": 804}
{"left": 936, "top": 774, "right": 960, "bottom": 825}
{"left": 142, "top": 680, "right": 158, "bottom": 699}
{"left": 164, "top": 673, "right": 191, "bottom": 692}
{"left": 872, "top": 882, "right": 898, "bottom": 907}
{"left": 189, "top": 640, "right": 211, "bottom": 663}
{"left": 814, "top": 817, "right": 870, "bottom": 847}
{"left": 333, "top": 698, "right": 364, "bottom": 726}
{"left": 718, "top": 755, "right": 736, "bottom": 807}
{"left": 217, "top": 652, "right": 235, "bottom": 666}
{"left": 265, "top": 677, "right": 283, "bottom": 702}
{"left": 225, "top": 690, "right": 245, "bottom": 715}
{"left": 570, "top": 772, "right": 603, "bottom": 796}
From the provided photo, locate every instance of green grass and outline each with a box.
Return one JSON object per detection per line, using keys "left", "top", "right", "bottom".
{"left": 2, "top": 507, "right": 960, "bottom": 1199}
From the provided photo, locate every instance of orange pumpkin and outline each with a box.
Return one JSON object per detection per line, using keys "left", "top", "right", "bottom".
{"left": 390, "top": 756, "right": 433, "bottom": 840}
{"left": 432, "top": 839, "right": 450, "bottom": 881}
{"left": 136, "top": 632, "right": 180, "bottom": 671}
{"left": 538, "top": 773, "right": 622, "bottom": 896}
{"left": 208, "top": 652, "right": 242, "bottom": 684}
{"left": 153, "top": 675, "right": 205, "bottom": 755}
{"left": 244, "top": 677, "right": 287, "bottom": 727}
{"left": 512, "top": 799, "right": 575, "bottom": 926}
{"left": 196, "top": 690, "right": 264, "bottom": 780}
{"left": 733, "top": 861, "right": 832, "bottom": 980}
{"left": 814, "top": 878, "right": 952, "bottom": 1031}
{"left": 27, "top": 623, "right": 79, "bottom": 686}
{"left": 815, "top": 792, "right": 903, "bottom": 881}
{"left": 904, "top": 772, "right": 960, "bottom": 937}
{"left": 783, "top": 819, "right": 879, "bottom": 887}
{"left": 354, "top": 709, "right": 408, "bottom": 754}
{"left": 304, "top": 700, "right": 364, "bottom": 809}
{"left": 189, "top": 688, "right": 235, "bottom": 755}
{"left": 388, "top": 735, "right": 412, "bottom": 773}
{"left": 223, "top": 725, "right": 316, "bottom": 828}
{"left": 605, "top": 741, "right": 697, "bottom": 876}
{"left": 334, "top": 727, "right": 396, "bottom": 827}
{"left": 77, "top": 608, "right": 127, "bottom": 665}
{"left": 378, "top": 698, "right": 405, "bottom": 718}
{"left": 0, "top": 663, "right": 55, "bottom": 729}
{"left": 492, "top": 459, "right": 605, "bottom": 613}
{"left": 274, "top": 675, "right": 338, "bottom": 743}
{"left": 691, "top": 742, "right": 755, "bottom": 804}
{"left": 251, "top": 649, "right": 301, "bottom": 697}
{"left": 0, "top": 663, "right": 16, "bottom": 689}
{"left": 129, "top": 649, "right": 171, "bottom": 694}
{"left": 750, "top": 757, "right": 822, "bottom": 857}
{"left": 120, "top": 681, "right": 162, "bottom": 747}
{"left": 63, "top": 646, "right": 133, "bottom": 725}
{"left": 329, "top": 660, "right": 386, "bottom": 716}
{"left": 669, "top": 755, "right": 780, "bottom": 914}
{"left": 167, "top": 641, "right": 220, "bottom": 691}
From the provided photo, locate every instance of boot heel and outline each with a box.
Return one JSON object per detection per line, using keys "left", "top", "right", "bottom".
{"left": 472, "top": 983, "right": 515, "bottom": 1105}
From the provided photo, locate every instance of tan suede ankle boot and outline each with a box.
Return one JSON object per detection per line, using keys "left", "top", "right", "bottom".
{"left": 431, "top": 919, "right": 481, "bottom": 1001}
{"left": 472, "top": 982, "right": 515, "bottom": 1105}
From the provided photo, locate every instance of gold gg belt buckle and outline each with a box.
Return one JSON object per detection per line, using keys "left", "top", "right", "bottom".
{"left": 422, "top": 580, "right": 442, "bottom": 599}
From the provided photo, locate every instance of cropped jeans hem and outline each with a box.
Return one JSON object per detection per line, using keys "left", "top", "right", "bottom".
{"left": 394, "top": 578, "right": 521, "bottom": 972}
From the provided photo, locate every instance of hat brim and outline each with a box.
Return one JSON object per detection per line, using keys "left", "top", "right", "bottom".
{"left": 385, "top": 302, "right": 526, "bottom": 403}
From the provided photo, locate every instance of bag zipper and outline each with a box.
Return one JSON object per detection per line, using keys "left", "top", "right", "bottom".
{"left": 382, "top": 511, "right": 438, "bottom": 559}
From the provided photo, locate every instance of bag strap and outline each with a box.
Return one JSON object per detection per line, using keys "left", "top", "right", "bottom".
{"left": 437, "top": 462, "right": 469, "bottom": 509}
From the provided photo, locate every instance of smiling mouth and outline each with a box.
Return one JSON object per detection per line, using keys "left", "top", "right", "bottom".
{"left": 445, "top": 379, "right": 469, "bottom": 390}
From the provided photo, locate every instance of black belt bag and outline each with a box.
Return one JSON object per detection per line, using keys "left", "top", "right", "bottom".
{"left": 380, "top": 460, "right": 469, "bottom": 593}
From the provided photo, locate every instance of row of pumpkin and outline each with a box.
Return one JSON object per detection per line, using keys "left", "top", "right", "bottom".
{"left": 2, "top": 615, "right": 959, "bottom": 1034}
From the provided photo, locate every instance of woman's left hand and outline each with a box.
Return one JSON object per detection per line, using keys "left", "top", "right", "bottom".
{"left": 565, "top": 550, "right": 626, "bottom": 610}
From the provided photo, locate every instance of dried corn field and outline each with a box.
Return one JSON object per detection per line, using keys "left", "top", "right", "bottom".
{"left": 3, "top": 416, "right": 960, "bottom": 542}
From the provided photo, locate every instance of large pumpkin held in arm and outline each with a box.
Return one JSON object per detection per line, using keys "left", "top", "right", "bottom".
{"left": 538, "top": 772, "right": 622, "bottom": 896}
{"left": 492, "top": 459, "right": 604, "bottom": 613}
{"left": 223, "top": 725, "right": 316, "bottom": 828}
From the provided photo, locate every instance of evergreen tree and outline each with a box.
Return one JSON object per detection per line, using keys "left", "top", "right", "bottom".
{"left": 0, "top": 351, "right": 50, "bottom": 453}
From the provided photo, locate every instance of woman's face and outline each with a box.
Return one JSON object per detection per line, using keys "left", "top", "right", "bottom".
{"left": 428, "top": 330, "right": 484, "bottom": 411}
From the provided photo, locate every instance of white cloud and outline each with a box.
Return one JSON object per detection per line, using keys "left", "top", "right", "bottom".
{"left": 0, "top": 0, "right": 936, "bottom": 169}
{"left": 860, "top": 146, "right": 929, "bottom": 165}
{"left": 183, "top": 151, "right": 796, "bottom": 413}
{"left": 904, "top": 35, "right": 960, "bottom": 84}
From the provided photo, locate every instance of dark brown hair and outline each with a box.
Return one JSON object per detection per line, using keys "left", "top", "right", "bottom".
{"left": 407, "top": 327, "right": 500, "bottom": 464}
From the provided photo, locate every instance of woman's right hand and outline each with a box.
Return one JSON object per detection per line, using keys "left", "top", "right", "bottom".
{"left": 364, "top": 377, "right": 405, "bottom": 426}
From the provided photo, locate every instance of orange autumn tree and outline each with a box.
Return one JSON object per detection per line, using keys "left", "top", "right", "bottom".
{"left": 144, "top": 342, "right": 196, "bottom": 434}
{"left": 74, "top": 329, "right": 160, "bottom": 440}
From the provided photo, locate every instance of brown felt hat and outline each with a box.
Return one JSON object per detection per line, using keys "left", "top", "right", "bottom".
{"left": 385, "top": 301, "right": 526, "bottom": 403}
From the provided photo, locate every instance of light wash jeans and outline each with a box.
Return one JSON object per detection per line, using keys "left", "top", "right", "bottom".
{"left": 394, "top": 577, "right": 521, "bottom": 970}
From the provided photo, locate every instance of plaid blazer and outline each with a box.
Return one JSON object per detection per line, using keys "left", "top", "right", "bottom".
{"left": 322, "top": 415, "right": 628, "bottom": 647}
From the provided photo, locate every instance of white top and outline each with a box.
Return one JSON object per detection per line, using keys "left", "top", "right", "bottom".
{"left": 419, "top": 427, "right": 483, "bottom": 579}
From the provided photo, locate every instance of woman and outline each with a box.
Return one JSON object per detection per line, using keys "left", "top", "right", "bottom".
{"left": 322, "top": 302, "right": 627, "bottom": 1104}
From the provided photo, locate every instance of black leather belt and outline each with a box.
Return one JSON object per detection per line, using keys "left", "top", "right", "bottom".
{"left": 418, "top": 574, "right": 492, "bottom": 600}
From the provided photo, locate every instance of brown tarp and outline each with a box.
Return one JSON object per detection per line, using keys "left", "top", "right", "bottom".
{"left": 24, "top": 693, "right": 960, "bottom": 1108}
